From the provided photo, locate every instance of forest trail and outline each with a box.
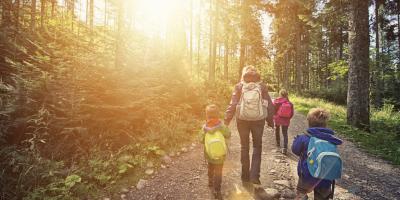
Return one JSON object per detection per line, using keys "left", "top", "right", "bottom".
{"left": 122, "top": 113, "right": 400, "bottom": 200}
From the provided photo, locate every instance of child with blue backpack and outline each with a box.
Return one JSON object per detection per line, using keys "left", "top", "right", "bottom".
{"left": 199, "top": 104, "right": 231, "bottom": 200}
{"left": 292, "top": 108, "right": 343, "bottom": 200}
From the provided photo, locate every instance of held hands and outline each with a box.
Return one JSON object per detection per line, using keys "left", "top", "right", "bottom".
{"left": 225, "top": 139, "right": 231, "bottom": 157}
{"left": 266, "top": 117, "right": 274, "bottom": 128}
{"left": 267, "top": 121, "right": 274, "bottom": 128}
{"left": 224, "top": 120, "right": 230, "bottom": 126}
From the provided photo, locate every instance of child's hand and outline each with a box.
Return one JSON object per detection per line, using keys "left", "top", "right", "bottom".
{"left": 225, "top": 139, "right": 231, "bottom": 156}
{"left": 224, "top": 120, "right": 230, "bottom": 126}
{"left": 225, "top": 139, "right": 231, "bottom": 147}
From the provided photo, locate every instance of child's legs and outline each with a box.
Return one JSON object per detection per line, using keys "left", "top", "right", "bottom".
{"left": 208, "top": 163, "right": 214, "bottom": 185}
{"left": 296, "top": 177, "right": 332, "bottom": 200}
{"left": 275, "top": 125, "right": 281, "bottom": 146}
{"left": 314, "top": 187, "right": 332, "bottom": 200}
{"left": 213, "top": 163, "right": 223, "bottom": 191}
{"left": 295, "top": 177, "right": 313, "bottom": 199}
{"left": 282, "top": 125, "right": 289, "bottom": 149}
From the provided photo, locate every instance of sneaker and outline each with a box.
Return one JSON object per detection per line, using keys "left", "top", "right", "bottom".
{"left": 282, "top": 148, "right": 287, "bottom": 155}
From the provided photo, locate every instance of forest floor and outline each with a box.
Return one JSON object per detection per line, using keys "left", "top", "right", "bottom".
{"left": 113, "top": 113, "right": 400, "bottom": 200}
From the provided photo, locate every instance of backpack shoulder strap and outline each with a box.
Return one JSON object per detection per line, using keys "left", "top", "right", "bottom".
{"left": 304, "top": 132, "right": 312, "bottom": 137}
{"left": 329, "top": 180, "right": 335, "bottom": 199}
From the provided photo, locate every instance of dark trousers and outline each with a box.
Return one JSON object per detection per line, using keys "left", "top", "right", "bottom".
{"left": 296, "top": 177, "right": 332, "bottom": 200}
{"left": 236, "top": 119, "right": 265, "bottom": 183}
{"left": 275, "top": 125, "right": 288, "bottom": 149}
{"left": 208, "top": 163, "right": 223, "bottom": 191}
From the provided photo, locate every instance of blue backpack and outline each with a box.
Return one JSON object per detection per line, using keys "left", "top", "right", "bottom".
{"left": 306, "top": 136, "right": 342, "bottom": 180}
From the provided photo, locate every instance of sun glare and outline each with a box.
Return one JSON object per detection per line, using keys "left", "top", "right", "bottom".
{"left": 132, "top": 0, "right": 183, "bottom": 38}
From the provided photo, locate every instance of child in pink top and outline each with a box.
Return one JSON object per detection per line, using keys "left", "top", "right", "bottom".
{"left": 273, "top": 89, "right": 294, "bottom": 155}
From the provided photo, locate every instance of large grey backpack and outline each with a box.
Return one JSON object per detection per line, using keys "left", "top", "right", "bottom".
{"left": 236, "top": 82, "right": 268, "bottom": 121}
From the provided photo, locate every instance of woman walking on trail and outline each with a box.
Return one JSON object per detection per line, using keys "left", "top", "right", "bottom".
{"left": 273, "top": 89, "right": 294, "bottom": 155}
{"left": 224, "top": 66, "right": 274, "bottom": 188}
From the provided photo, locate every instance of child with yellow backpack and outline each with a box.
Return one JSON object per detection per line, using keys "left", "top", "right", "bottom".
{"left": 199, "top": 104, "right": 231, "bottom": 200}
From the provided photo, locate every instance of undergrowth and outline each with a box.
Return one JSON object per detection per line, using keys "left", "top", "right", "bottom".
{"left": 0, "top": 18, "right": 230, "bottom": 199}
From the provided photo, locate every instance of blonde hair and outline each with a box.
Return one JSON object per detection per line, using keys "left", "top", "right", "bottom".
{"left": 279, "top": 89, "right": 288, "bottom": 98}
{"left": 206, "top": 104, "right": 219, "bottom": 120}
{"left": 307, "top": 108, "right": 330, "bottom": 128}
{"left": 241, "top": 65, "right": 257, "bottom": 81}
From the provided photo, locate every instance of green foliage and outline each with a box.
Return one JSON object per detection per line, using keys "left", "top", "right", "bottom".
{"left": 301, "top": 84, "right": 347, "bottom": 105}
{"left": 64, "top": 175, "right": 82, "bottom": 188}
{"left": 291, "top": 95, "right": 400, "bottom": 165}
{"left": 328, "top": 60, "right": 348, "bottom": 80}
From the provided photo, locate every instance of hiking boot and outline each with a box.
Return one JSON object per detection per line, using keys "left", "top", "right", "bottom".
{"left": 241, "top": 181, "right": 253, "bottom": 192}
{"left": 295, "top": 192, "right": 309, "bottom": 200}
{"left": 213, "top": 190, "right": 223, "bottom": 200}
{"left": 254, "top": 186, "right": 269, "bottom": 199}
{"left": 251, "top": 179, "right": 261, "bottom": 185}
{"left": 282, "top": 148, "right": 287, "bottom": 155}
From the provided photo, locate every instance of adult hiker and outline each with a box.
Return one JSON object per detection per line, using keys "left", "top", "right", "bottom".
{"left": 224, "top": 66, "right": 274, "bottom": 188}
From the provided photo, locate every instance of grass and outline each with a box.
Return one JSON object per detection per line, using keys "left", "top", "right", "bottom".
{"left": 290, "top": 95, "right": 400, "bottom": 165}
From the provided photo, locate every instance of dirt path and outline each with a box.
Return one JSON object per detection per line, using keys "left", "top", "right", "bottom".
{"left": 123, "top": 113, "right": 400, "bottom": 200}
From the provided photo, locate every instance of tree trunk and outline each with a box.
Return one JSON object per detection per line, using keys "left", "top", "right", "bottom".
{"left": 86, "top": 0, "right": 89, "bottom": 24}
{"left": 89, "top": 0, "right": 94, "bottom": 40}
{"left": 40, "top": 0, "right": 46, "bottom": 29}
{"left": 104, "top": 0, "right": 107, "bottom": 27}
{"left": 224, "top": 40, "right": 229, "bottom": 80}
{"left": 338, "top": 0, "right": 344, "bottom": 60}
{"left": 374, "top": 0, "right": 383, "bottom": 108}
{"left": 51, "top": 0, "right": 56, "bottom": 17}
{"left": 211, "top": 0, "right": 218, "bottom": 81}
{"left": 283, "top": 53, "right": 288, "bottom": 89}
{"left": 69, "top": 0, "right": 75, "bottom": 31}
{"left": 397, "top": 0, "right": 400, "bottom": 72}
{"left": 238, "top": 0, "right": 247, "bottom": 79}
{"left": 15, "top": 0, "right": 20, "bottom": 30}
{"left": 347, "top": 0, "right": 370, "bottom": 130}
{"left": 190, "top": 0, "right": 193, "bottom": 76}
{"left": 115, "top": 0, "right": 124, "bottom": 68}
{"left": 208, "top": 0, "right": 215, "bottom": 82}
{"left": 31, "top": 0, "right": 36, "bottom": 31}
{"left": 1, "top": 0, "right": 12, "bottom": 27}
{"left": 197, "top": 0, "right": 201, "bottom": 79}
{"left": 295, "top": 31, "right": 302, "bottom": 92}
{"left": 339, "top": 25, "right": 344, "bottom": 60}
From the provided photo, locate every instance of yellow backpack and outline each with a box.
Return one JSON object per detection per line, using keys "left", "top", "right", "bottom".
{"left": 204, "top": 130, "right": 227, "bottom": 161}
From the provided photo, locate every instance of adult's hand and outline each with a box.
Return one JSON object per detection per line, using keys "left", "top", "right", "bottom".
{"left": 267, "top": 118, "right": 274, "bottom": 128}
